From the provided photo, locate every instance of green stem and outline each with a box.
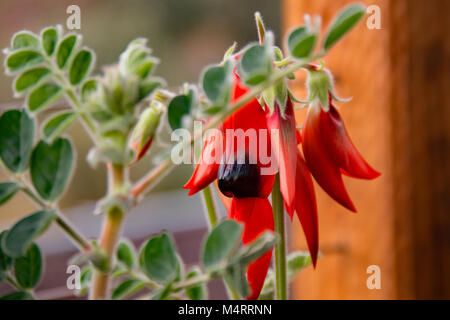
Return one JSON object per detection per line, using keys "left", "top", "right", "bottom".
{"left": 201, "top": 186, "right": 218, "bottom": 229}
{"left": 90, "top": 163, "right": 127, "bottom": 300}
{"left": 272, "top": 174, "right": 287, "bottom": 300}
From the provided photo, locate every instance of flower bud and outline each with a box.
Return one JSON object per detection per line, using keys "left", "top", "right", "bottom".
{"left": 129, "top": 102, "right": 163, "bottom": 164}
{"left": 306, "top": 67, "right": 333, "bottom": 110}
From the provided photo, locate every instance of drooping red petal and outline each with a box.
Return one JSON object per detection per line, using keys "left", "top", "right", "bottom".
{"left": 266, "top": 98, "right": 298, "bottom": 217}
{"left": 183, "top": 128, "right": 224, "bottom": 196}
{"left": 294, "top": 151, "right": 319, "bottom": 267}
{"left": 231, "top": 197, "right": 274, "bottom": 300}
{"left": 321, "top": 105, "right": 380, "bottom": 180}
{"left": 303, "top": 103, "right": 356, "bottom": 212}
{"left": 221, "top": 74, "right": 275, "bottom": 198}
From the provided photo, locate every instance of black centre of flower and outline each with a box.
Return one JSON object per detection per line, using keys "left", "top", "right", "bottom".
{"left": 218, "top": 153, "right": 260, "bottom": 198}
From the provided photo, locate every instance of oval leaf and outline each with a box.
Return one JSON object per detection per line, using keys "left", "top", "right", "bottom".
{"left": 202, "top": 220, "right": 242, "bottom": 272}
{"left": 0, "top": 110, "right": 35, "bottom": 173}
{"left": 14, "top": 243, "right": 43, "bottom": 289}
{"left": 30, "top": 138, "right": 74, "bottom": 201}
{"left": 323, "top": 3, "right": 366, "bottom": 50}
{"left": 2, "top": 210, "right": 55, "bottom": 258}
{"left": 0, "top": 182, "right": 21, "bottom": 205}
{"left": 11, "top": 32, "right": 39, "bottom": 50}
{"left": 139, "top": 233, "right": 179, "bottom": 284}
{"left": 185, "top": 267, "right": 207, "bottom": 300}
{"left": 167, "top": 94, "right": 191, "bottom": 131}
{"left": 240, "top": 45, "right": 272, "bottom": 85}
{"left": 14, "top": 67, "right": 51, "bottom": 94}
{"left": 0, "top": 231, "right": 13, "bottom": 272}
{"left": 0, "top": 291, "right": 33, "bottom": 300}
{"left": 112, "top": 279, "right": 145, "bottom": 300}
{"left": 288, "top": 26, "right": 317, "bottom": 58}
{"left": 42, "top": 111, "right": 77, "bottom": 142}
{"left": 5, "top": 49, "right": 44, "bottom": 74}
{"left": 202, "top": 61, "right": 232, "bottom": 104}
{"left": 41, "top": 27, "right": 59, "bottom": 56}
{"left": 56, "top": 34, "right": 78, "bottom": 69}
{"left": 27, "top": 83, "right": 63, "bottom": 113}
{"left": 69, "top": 49, "right": 94, "bottom": 85}
{"left": 116, "top": 239, "right": 137, "bottom": 270}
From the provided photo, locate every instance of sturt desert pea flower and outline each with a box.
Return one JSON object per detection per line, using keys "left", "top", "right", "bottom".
{"left": 184, "top": 72, "right": 276, "bottom": 300}
{"left": 128, "top": 101, "right": 163, "bottom": 165}
{"left": 264, "top": 92, "right": 319, "bottom": 269}
{"left": 302, "top": 66, "right": 380, "bottom": 212}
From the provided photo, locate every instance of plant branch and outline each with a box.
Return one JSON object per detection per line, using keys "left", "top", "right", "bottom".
{"left": 90, "top": 163, "right": 127, "bottom": 300}
{"left": 130, "top": 53, "right": 324, "bottom": 202}
{"left": 1, "top": 168, "right": 92, "bottom": 251}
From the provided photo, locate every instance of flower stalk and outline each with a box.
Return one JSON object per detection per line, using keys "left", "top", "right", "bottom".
{"left": 90, "top": 163, "right": 127, "bottom": 300}
{"left": 272, "top": 174, "right": 287, "bottom": 300}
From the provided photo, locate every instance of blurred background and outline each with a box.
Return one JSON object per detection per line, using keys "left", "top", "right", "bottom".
{"left": 0, "top": 0, "right": 449, "bottom": 299}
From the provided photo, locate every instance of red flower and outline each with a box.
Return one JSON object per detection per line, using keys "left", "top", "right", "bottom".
{"left": 184, "top": 72, "right": 319, "bottom": 299}
{"left": 302, "top": 94, "right": 380, "bottom": 212}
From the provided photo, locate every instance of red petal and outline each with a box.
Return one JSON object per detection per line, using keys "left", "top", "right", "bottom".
{"left": 222, "top": 75, "right": 275, "bottom": 198}
{"left": 265, "top": 98, "right": 298, "bottom": 215}
{"left": 321, "top": 105, "right": 380, "bottom": 180}
{"left": 294, "top": 152, "right": 319, "bottom": 267}
{"left": 231, "top": 197, "right": 274, "bottom": 300}
{"left": 303, "top": 103, "right": 356, "bottom": 212}
{"left": 183, "top": 128, "right": 224, "bottom": 195}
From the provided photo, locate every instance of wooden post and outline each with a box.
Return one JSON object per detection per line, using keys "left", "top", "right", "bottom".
{"left": 283, "top": 0, "right": 450, "bottom": 299}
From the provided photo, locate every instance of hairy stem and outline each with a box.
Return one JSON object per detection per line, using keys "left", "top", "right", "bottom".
{"left": 272, "top": 174, "right": 287, "bottom": 300}
{"left": 90, "top": 163, "right": 127, "bottom": 300}
{"left": 201, "top": 186, "right": 218, "bottom": 229}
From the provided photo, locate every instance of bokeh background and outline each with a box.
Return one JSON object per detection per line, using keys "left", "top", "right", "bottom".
{"left": 0, "top": 0, "right": 449, "bottom": 299}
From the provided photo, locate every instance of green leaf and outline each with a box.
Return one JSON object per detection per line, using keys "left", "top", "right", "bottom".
{"left": 41, "top": 27, "right": 59, "bottom": 56}
{"left": 223, "top": 263, "right": 248, "bottom": 298}
{"left": 288, "top": 26, "right": 317, "bottom": 58}
{"left": 287, "top": 251, "right": 313, "bottom": 278}
{"left": 14, "top": 243, "right": 43, "bottom": 289}
{"left": 0, "top": 110, "right": 35, "bottom": 173}
{"left": 2, "top": 210, "right": 55, "bottom": 258}
{"left": 202, "top": 220, "right": 242, "bottom": 272}
{"left": 240, "top": 45, "right": 272, "bottom": 85}
{"left": 69, "top": 49, "right": 94, "bottom": 85}
{"left": 202, "top": 61, "right": 232, "bottom": 105}
{"left": 116, "top": 239, "right": 136, "bottom": 270}
{"left": 56, "top": 34, "right": 79, "bottom": 69}
{"left": 111, "top": 279, "right": 145, "bottom": 300}
{"left": 81, "top": 79, "right": 98, "bottom": 102}
{"left": 0, "top": 182, "right": 21, "bottom": 205}
{"left": 323, "top": 3, "right": 366, "bottom": 50}
{"left": 30, "top": 138, "right": 74, "bottom": 201}
{"left": 42, "top": 111, "right": 77, "bottom": 142}
{"left": 0, "top": 291, "right": 33, "bottom": 300}
{"left": 27, "top": 83, "right": 63, "bottom": 113}
{"left": 5, "top": 49, "right": 44, "bottom": 74}
{"left": 151, "top": 283, "right": 172, "bottom": 300}
{"left": 139, "top": 233, "right": 179, "bottom": 285}
{"left": 234, "top": 231, "right": 275, "bottom": 266}
{"left": 185, "top": 267, "right": 207, "bottom": 300}
{"left": 167, "top": 93, "right": 192, "bottom": 131}
{"left": 14, "top": 67, "right": 51, "bottom": 94}
{"left": 11, "top": 31, "right": 39, "bottom": 50}
{"left": 0, "top": 231, "right": 13, "bottom": 272}
{"left": 138, "top": 78, "right": 163, "bottom": 102}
